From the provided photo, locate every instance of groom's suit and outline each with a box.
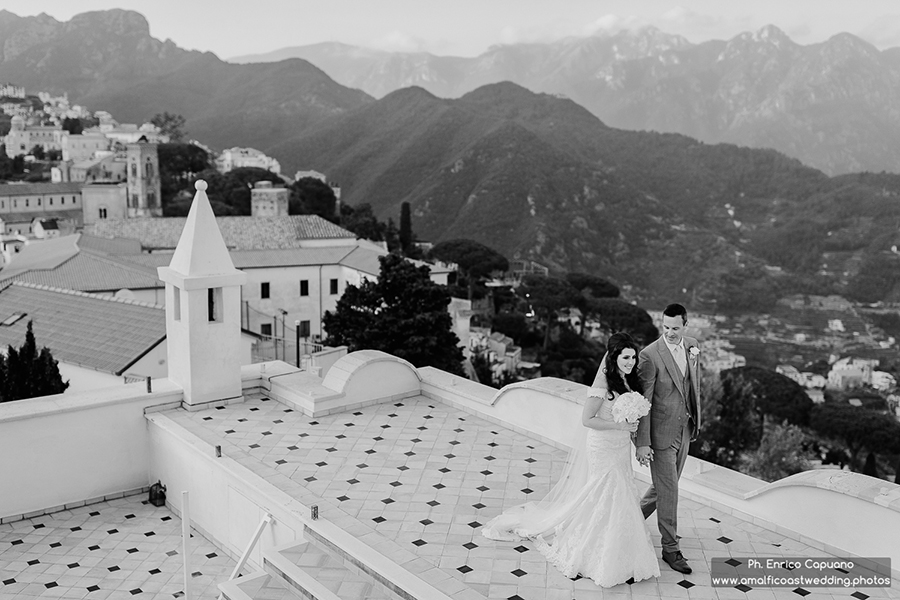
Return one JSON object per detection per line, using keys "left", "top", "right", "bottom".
{"left": 635, "top": 335, "right": 701, "bottom": 554}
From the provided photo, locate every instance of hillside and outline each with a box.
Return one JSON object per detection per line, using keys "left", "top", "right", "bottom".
{"left": 0, "top": 9, "right": 373, "bottom": 150}
{"left": 236, "top": 27, "right": 900, "bottom": 175}
{"left": 269, "top": 82, "right": 900, "bottom": 308}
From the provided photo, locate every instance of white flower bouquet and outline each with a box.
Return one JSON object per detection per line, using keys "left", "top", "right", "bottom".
{"left": 611, "top": 391, "right": 651, "bottom": 424}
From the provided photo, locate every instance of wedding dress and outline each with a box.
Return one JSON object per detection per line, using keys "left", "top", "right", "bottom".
{"left": 482, "top": 390, "right": 660, "bottom": 587}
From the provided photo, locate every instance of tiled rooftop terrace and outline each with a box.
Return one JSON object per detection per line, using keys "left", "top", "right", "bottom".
{"left": 162, "top": 391, "right": 900, "bottom": 600}
{"left": 0, "top": 494, "right": 235, "bottom": 599}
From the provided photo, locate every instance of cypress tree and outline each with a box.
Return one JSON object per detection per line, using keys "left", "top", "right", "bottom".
{"left": 0, "top": 321, "right": 69, "bottom": 402}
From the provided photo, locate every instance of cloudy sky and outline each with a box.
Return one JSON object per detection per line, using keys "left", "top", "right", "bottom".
{"left": 6, "top": 0, "right": 900, "bottom": 58}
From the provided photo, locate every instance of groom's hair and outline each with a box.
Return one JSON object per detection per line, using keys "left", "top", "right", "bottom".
{"left": 663, "top": 303, "right": 687, "bottom": 324}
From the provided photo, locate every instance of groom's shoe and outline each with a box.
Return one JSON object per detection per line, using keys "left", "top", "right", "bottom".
{"left": 662, "top": 550, "right": 692, "bottom": 574}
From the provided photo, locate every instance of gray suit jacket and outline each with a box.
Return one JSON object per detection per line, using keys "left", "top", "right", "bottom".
{"left": 635, "top": 336, "right": 701, "bottom": 450}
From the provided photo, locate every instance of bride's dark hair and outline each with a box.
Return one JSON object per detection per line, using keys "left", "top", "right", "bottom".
{"left": 604, "top": 333, "right": 643, "bottom": 396}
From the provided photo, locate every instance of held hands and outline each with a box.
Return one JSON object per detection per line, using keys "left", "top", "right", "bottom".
{"left": 635, "top": 445, "right": 654, "bottom": 467}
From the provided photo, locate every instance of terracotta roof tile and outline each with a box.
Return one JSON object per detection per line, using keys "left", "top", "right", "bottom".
{"left": 86, "top": 215, "right": 356, "bottom": 250}
{"left": 0, "top": 282, "right": 165, "bottom": 375}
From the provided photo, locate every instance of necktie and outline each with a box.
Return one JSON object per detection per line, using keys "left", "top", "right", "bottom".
{"left": 673, "top": 344, "right": 686, "bottom": 376}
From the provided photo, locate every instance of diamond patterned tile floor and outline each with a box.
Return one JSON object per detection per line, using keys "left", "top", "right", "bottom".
{"left": 0, "top": 495, "right": 235, "bottom": 599}
{"left": 168, "top": 393, "right": 900, "bottom": 600}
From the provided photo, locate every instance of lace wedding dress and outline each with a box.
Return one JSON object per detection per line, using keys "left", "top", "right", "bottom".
{"left": 483, "top": 393, "right": 660, "bottom": 588}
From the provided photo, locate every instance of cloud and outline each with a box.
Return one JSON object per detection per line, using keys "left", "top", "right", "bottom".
{"left": 583, "top": 14, "right": 646, "bottom": 36}
{"left": 857, "top": 14, "right": 900, "bottom": 49}
{"left": 368, "top": 30, "right": 430, "bottom": 53}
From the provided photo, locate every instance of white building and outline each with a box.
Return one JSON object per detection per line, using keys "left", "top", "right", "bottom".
{"left": 217, "top": 147, "right": 281, "bottom": 175}
{"left": 0, "top": 82, "right": 25, "bottom": 98}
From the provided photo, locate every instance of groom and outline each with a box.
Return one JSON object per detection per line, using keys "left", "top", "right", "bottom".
{"left": 635, "top": 303, "right": 701, "bottom": 575}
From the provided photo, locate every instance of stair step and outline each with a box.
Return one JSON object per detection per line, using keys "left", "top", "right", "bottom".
{"left": 265, "top": 541, "right": 397, "bottom": 600}
{"left": 219, "top": 571, "right": 298, "bottom": 600}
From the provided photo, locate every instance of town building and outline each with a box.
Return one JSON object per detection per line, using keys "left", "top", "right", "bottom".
{"left": 0, "top": 141, "right": 160, "bottom": 233}
{"left": 3, "top": 115, "right": 65, "bottom": 157}
{"left": 0, "top": 180, "right": 895, "bottom": 600}
{"left": 827, "top": 356, "right": 880, "bottom": 389}
{"left": 0, "top": 82, "right": 25, "bottom": 98}
{"left": 250, "top": 181, "right": 289, "bottom": 217}
{"left": 217, "top": 147, "right": 281, "bottom": 175}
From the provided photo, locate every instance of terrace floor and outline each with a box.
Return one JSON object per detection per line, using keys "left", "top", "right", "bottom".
{"left": 0, "top": 494, "right": 235, "bottom": 599}
{"left": 163, "top": 392, "right": 900, "bottom": 600}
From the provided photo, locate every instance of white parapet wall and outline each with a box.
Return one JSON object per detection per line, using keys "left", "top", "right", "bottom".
{"left": 0, "top": 378, "right": 184, "bottom": 522}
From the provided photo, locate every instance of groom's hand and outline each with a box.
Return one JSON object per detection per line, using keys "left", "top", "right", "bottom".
{"left": 636, "top": 446, "right": 653, "bottom": 466}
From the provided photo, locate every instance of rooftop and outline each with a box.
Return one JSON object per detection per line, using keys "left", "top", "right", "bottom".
{"left": 86, "top": 216, "right": 357, "bottom": 251}
{"left": 3, "top": 366, "right": 898, "bottom": 600}
{"left": 0, "top": 281, "right": 165, "bottom": 375}
{"left": 0, "top": 234, "right": 161, "bottom": 292}
{"left": 0, "top": 182, "right": 84, "bottom": 196}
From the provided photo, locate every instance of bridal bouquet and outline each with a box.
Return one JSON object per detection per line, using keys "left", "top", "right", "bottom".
{"left": 611, "top": 391, "right": 651, "bottom": 424}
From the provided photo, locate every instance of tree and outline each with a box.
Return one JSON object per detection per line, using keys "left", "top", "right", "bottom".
{"left": 810, "top": 402, "right": 900, "bottom": 471}
{"left": 399, "top": 201, "right": 413, "bottom": 253}
{"left": 340, "top": 203, "right": 386, "bottom": 242}
{"left": 322, "top": 254, "right": 464, "bottom": 374}
{"left": 30, "top": 145, "right": 45, "bottom": 160}
{"left": 587, "top": 298, "right": 659, "bottom": 346}
{"left": 158, "top": 143, "right": 212, "bottom": 211}
{"left": 518, "top": 274, "right": 581, "bottom": 350}
{"left": 62, "top": 117, "right": 83, "bottom": 135}
{"left": 429, "top": 239, "right": 509, "bottom": 301}
{"left": 0, "top": 321, "right": 69, "bottom": 402}
{"left": 691, "top": 369, "right": 761, "bottom": 469}
{"left": 151, "top": 112, "right": 187, "bottom": 143}
{"left": 492, "top": 312, "right": 529, "bottom": 345}
{"left": 722, "top": 367, "right": 814, "bottom": 427}
{"left": 740, "top": 421, "right": 812, "bottom": 482}
{"left": 290, "top": 177, "right": 337, "bottom": 219}
{"left": 566, "top": 273, "right": 620, "bottom": 298}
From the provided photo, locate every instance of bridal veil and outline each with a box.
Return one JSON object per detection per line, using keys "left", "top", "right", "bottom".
{"left": 482, "top": 357, "right": 609, "bottom": 541}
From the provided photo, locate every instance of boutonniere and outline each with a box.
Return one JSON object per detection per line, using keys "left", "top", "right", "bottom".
{"left": 689, "top": 346, "right": 700, "bottom": 360}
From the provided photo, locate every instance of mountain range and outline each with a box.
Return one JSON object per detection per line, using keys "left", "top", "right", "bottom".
{"left": 0, "top": 9, "right": 372, "bottom": 150}
{"left": 2, "top": 10, "right": 900, "bottom": 307}
{"left": 268, "top": 82, "right": 900, "bottom": 308}
{"left": 234, "top": 26, "right": 900, "bottom": 176}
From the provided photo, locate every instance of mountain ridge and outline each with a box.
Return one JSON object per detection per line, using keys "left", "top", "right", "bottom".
{"left": 0, "top": 9, "right": 373, "bottom": 151}
{"left": 233, "top": 25, "right": 900, "bottom": 175}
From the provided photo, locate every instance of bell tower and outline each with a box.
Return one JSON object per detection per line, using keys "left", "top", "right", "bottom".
{"left": 157, "top": 180, "right": 247, "bottom": 405}
{"left": 126, "top": 141, "right": 162, "bottom": 217}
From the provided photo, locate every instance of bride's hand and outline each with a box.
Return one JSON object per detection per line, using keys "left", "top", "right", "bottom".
{"left": 620, "top": 421, "right": 638, "bottom": 433}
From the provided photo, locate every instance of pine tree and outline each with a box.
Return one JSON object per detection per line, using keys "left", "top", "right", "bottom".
{"left": 322, "top": 254, "right": 464, "bottom": 375}
{"left": 0, "top": 321, "right": 69, "bottom": 402}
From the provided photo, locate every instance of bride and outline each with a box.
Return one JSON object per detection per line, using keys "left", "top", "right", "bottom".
{"left": 482, "top": 333, "right": 660, "bottom": 587}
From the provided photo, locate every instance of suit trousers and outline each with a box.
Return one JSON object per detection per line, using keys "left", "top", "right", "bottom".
{"left": 640, "top": 419, "right": 692, "bottom": 553}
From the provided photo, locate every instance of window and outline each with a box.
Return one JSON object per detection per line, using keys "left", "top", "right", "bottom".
{"left": 1, "top": 312, "right": 26, "bottom": 327}
{"left": 330, "top": 279, "right": 338, "bottom": 295}
{"left": 61, "top": 197, "right": 64, "bottom": 205}
{"left": 173, "top": 287, "right": 181, "bottom": 321}
{"left": 261, "top": 282, "right": 270, "bottom": 299}
{"left": 37, "top": 198, "right": 41, "bottom": 206}
{"left": 260, "top": 323, "right": 272, "bottom": 337}
{"left": 147, "top": 191, "right": 156, "bottom": 208}
{"left": 99, "top": 207, "right": 107, "bottom": 219}
{"left": 207, "top": 287, "right": 223, "bottom": 322}
{"left": 24, "top": 199, "right": 28, "bottom": 207}
{"left": 49, "top": 198, "right": 53, "bottom": 205}
{"left": 12, "top": 200, "right": 16, "bottom": 208}
{"left": 299, "top": 320, "right": 311, "bottom": 338}
{"left": 300, "top": 280, "right": 309, "bottom": 296}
